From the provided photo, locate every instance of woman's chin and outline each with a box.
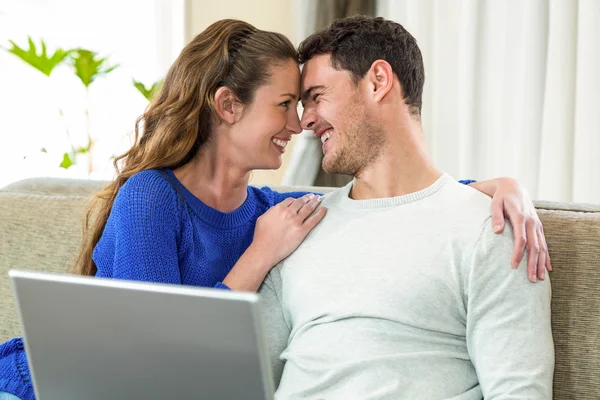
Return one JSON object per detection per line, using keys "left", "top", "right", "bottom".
{"left": 268, "top": 159, "right": 284, "bottom": 170}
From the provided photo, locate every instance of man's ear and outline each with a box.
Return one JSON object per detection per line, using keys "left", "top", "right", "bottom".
{"left": 214, "top": 86, "right": 243, "bottom": 124}
{"left": 367, "top": 60, "right": 394, "bottom": 102}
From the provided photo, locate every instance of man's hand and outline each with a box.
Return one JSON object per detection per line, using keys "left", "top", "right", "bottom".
{"left": 468, "top": 178, "right": 552, "bottom": 283}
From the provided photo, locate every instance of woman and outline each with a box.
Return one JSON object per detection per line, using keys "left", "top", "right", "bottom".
{"left": 0, "top": 19, "right": 549, "bottom": 400}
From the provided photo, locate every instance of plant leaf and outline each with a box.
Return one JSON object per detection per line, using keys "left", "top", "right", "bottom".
{"left": 41, "top": 40, "right": 47, "bottom": 58}
{"left": 132, "top": 78, "right": 163, "bottom": 101}
{"left": 59, "top": 152, "right": 73, "bottom": 169}
{"left": 75, "top": 136, "right": 93, "bottom": 154}
{"left": 75, "top": 143, "right": 91, "bottom": 154}
{"left": 102, "top": 64, "right": 119, "bottom": 75}
{"left": 5, "top": 37, "right": 69, "bottom": 77}
{"left": 69, "top": 49, "right": 118, "bottom": 88}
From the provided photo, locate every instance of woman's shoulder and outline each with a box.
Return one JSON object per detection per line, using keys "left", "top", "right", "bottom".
{"left": 122, "top": 169, "right": 171, "bottom": 190}
{"left": 115, "top": 169, "right": 181, "bottom": 211}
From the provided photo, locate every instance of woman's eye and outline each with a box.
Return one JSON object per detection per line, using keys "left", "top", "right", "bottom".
{"left": 280, "top": 101, "right": 290, "bottom": 108}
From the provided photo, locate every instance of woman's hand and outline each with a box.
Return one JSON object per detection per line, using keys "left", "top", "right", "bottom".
{"left": 223, "top": 194, "right": 327, "bottom": 291}
{"left": 253, "top": 194, "right": 327, "bottom": 267}
{"left": 469, "top": 178, "right": 552, "bottom": 283}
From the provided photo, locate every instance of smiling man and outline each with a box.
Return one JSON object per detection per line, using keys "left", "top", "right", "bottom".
{"left": 259, "top": 16, "right": 554, "bottom": 399}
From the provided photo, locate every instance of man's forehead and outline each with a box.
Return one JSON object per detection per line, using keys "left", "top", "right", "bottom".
{"left": 300, "top": 54, "right": 336, "bottom": 91}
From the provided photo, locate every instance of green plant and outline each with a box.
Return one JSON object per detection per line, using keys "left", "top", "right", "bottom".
{"left": 70, "top": 49, "right": 119, "bottom": 88}
{"left": 133, "top": 79, "right": 162, "bottom": 101}
{"left": 6, "top": 36, "right": 70, "bottom": 76}
{"left": 67, "top": 49, "right": 119, "bottom": 171}
{"left": 3, "top": 38, "right": 118, "bottom": 173}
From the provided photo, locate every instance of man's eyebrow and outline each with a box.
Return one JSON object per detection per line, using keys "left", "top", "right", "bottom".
{"left": 301, "top": 85, "right": 326, "bottom": 103}
{"left": 280, "top": 93, "right": 298, "bottom": 100}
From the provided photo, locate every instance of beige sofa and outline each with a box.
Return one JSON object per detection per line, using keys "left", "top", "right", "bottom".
{"left": 1, "top": 177, "right": 599, "bottom": 399}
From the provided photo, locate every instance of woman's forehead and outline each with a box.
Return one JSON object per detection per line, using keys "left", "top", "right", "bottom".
{"left": 262, "top": 60, "right": 300, "bottom": 94}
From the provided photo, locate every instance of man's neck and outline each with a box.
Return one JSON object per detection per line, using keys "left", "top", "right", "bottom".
{"left": 350, "top": 127, "right": 442, "bottom": 201}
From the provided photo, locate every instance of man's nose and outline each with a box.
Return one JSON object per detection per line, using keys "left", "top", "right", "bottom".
{"left": 300, "top": 106, "right": 317, "bottom": 131}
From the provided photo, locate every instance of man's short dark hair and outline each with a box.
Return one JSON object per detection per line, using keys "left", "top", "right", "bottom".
{"left": 298, "top": 15, "right": 425, "bottom": 117}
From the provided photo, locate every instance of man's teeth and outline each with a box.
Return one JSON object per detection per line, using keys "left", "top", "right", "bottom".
{"left": 320, "top": 129, "right": 333, "bottom": 144}
{"left": 272, "top": 138, "right": 288, "bottom": 148}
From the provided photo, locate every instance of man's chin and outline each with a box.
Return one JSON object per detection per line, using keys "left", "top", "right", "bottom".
{"left": 322, "top": 161, "right": 350, "bottom": 176}
{"left": 323, "top": 158, "right": 362, "bottom": 175}
{"left": 321, "top": 157, "right": 337, "bottom": 174}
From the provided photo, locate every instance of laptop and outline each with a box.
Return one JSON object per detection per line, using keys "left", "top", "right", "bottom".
{"left": 9, "top": 269, "right": 274, "bottom": 400}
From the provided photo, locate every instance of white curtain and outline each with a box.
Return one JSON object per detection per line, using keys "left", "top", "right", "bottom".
{"left": 286, "top": 0, "right": 600, "bottom": 203}
{"left": 378, "top": 0, "right": 600, "bottom": 203}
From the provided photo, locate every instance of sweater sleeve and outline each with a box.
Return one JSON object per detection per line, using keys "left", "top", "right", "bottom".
{"left": 0, "top": 338, "right": 34, "bottom": 400}
{"left": 258, "top": 266, "right": 290, "bottom": 388}
{"left": 465, "top": 219, "right": 554, "bottom": 398}
{"left": 93, "top": 172, "right": 183, "bottom": 284}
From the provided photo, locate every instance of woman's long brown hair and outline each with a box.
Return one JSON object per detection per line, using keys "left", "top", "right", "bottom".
{"left": 74, "top": 20, "right": 297, "bottom": 276}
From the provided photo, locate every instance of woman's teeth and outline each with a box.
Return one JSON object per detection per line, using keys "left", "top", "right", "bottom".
{"left": 272, "top": 138, "right": 288, "bottom": 148}
{"left": 321, "top": 129, "right": 333, "bottom": 144}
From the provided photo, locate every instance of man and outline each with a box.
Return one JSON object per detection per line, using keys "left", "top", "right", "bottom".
{"left": 260, "top": 16, "right": 554, "bottom": 399}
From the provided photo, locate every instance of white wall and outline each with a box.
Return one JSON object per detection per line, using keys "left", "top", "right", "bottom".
{"left": 185, "top": 0, "right": 297, "bottom": 43}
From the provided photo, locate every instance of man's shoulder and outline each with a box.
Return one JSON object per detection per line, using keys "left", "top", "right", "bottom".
{"left": 437, "top": 178, "right": 494, "bottom": 225}
{"left": 406, "top": 178, "right": 497, "bottom": 255}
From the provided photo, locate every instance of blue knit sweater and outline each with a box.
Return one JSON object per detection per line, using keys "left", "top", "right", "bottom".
{"left": 0, "top": 169, "right": 473, "bottom": 399}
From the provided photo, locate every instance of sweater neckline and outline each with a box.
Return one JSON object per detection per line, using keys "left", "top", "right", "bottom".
{"left": 163, "top": 169, "right": 258, "bottom": 228}
{"left": 338, "top": 173, "right": 451, "bottom": 209}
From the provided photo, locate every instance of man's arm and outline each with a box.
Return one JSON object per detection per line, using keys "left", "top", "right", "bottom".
{"left": 465, "top": 177, "right": 552, "bottom": 282}
{"left": 258, "top": 267, "right": 290, "bottom": 388}
{"left": 465, "top": 219, "right": 554, "bottom": 399}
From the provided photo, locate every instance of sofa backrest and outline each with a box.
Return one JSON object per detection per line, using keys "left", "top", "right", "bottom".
{"left": 0, "top": 178, "right": 107, "bottom": 342}
{"left": 1, "top": 177, "right": 599, "bottom": 399}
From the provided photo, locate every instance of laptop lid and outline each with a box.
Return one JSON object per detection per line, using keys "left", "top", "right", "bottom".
{"left": 9, "top": 270, "right": 274, "bottom": 400}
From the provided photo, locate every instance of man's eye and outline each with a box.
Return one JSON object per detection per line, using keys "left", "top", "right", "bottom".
{"left": 312, "top": 94, "right": 320, "bottom": 102}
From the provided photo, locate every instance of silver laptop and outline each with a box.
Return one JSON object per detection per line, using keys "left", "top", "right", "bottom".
{"left": 9, "top": 270, "right": 274, "bottom": 400}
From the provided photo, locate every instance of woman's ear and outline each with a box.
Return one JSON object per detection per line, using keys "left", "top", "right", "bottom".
{"left": 214, "top": 86, "right": 243, "bottom": 124}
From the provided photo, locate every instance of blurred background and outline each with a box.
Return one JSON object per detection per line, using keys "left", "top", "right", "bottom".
{"left": 0, "top": 0, "right": 598, "bottom": 203}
